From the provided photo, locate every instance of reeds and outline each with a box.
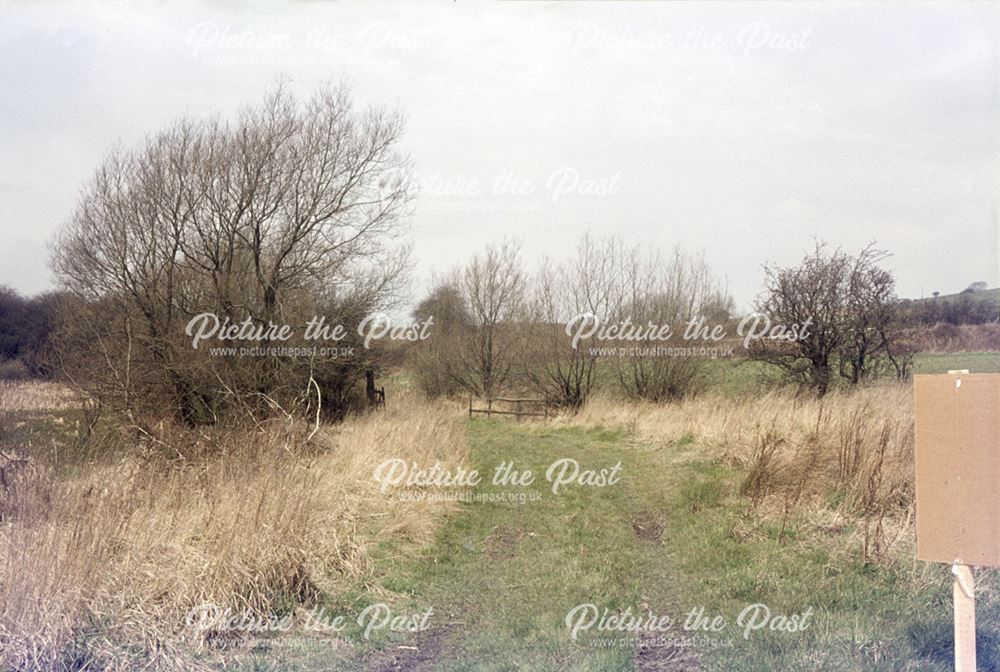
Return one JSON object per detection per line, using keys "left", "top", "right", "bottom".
{"left": 0, "top": 390, "right": 468, "bottom": 670}
{"left": 569, "top": 384, "right": 915, "bottom": 531}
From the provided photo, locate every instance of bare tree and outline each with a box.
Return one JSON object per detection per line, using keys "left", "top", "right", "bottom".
{"left": 51, "top": 82, "right": 411, "bottom": 425}
{"left": 749, "top": 243, "right": 910, "bottom": 395}
{"left": 610, "top": 245, "right": 731, "bottom": 401}
{"left": 839, "top": 247, "right": 912, "bottom": 383}
{"left": 521, "top": 234, "right": 621, "bottom": 407}
{"left": 411, "top": 279, "right": 472, "bottom": 398}
{"left": 749, "top": 244, "right": 848, "bottom": 395}
{"left": 451, "top": 242, "right": 525, "bottom": 399}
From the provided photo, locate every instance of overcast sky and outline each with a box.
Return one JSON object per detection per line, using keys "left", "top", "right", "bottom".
{"left": 1, "top": 0, "right": 997, "bottom": 310}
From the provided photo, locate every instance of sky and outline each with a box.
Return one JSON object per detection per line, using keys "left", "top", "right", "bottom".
{"left": 1, "top": 0, "right": 997, "bottom": 311}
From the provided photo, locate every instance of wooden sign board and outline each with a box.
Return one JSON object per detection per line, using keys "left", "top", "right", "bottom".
{"left": 914, "top": 372, "right": 1000, "bottom": 566}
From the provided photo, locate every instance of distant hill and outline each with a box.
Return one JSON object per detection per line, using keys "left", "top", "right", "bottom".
{"left": 900, "top": 287, "right": 1000, "bottom": 326}
{"left": 910, "top": 287, "right": 1000, "bottom": 304}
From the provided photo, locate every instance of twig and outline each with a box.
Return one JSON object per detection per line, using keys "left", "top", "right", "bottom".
{"left": 307, "top": 375, "right": 322, "bottom": 442}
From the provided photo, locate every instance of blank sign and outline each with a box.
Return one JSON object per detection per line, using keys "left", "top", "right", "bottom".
{"left": 914, "top": 373, "right": 1000, "bottom": 566}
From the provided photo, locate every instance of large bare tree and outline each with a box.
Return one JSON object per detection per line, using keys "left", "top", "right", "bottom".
{"left": 52, "top": 83, "right": 411, "bottom": 425}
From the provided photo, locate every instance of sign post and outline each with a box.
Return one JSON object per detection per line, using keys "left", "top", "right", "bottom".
{"left": 914, "top": 371, "right": 1000, "bottom": 672}
{"left": 952, "top": 564, "right": 976, "bottom": 672}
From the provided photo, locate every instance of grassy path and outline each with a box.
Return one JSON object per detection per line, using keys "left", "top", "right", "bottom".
{"left": 347, "top": 420, "right": 703, "bottom": 671}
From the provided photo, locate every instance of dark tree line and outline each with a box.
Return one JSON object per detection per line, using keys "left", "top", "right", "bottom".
{"left": 0, "top": 286, "right": 60, "bottom": 379}
{"left": 897, "top": 293, "right": 999, "bottom": 326}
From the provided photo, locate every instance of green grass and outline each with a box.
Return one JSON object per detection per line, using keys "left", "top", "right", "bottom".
{"left": 588, "top": 351, "right": 1000, "bottom": 401}
{"left": 219, "top": 416, "right": 1000, "bottom": 670}
{"left": 220, "top": 420, "right": 697, "bottom": 670}
{"left": 661, "top": 455, "right": 1000, "bottom": 671}
{"left": 703, "top": 351, "right": 1000, "bottom": 394}
{"left": 701, "top": 357, "right": 786, "bottom": 395}
{"left": 354, "top": 421, "right": 671, "bottom": 670}
{"left": 912, "top": 351, "right": 1000, "bottom": 374}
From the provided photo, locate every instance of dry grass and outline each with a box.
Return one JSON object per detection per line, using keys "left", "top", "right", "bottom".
{"left": 564, "top": 384, "right": 915, "bottom": 539}
{"left": 905, "top": 323, "right": 1000, "bottom": 352}
{"left": 0, "top": 381, "right": 86, "bottom": 412}
{"left": 0, "top": 380, "right": 932, "bottom": 669}
{"left": 0, "top": 389, "right": 468, "bottom": 671}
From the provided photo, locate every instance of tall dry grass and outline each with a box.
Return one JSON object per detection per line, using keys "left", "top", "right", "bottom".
{"left": 565, "top": 384, "right": 915, "bottom": 556}
{"left": 0, "top": 381, "right": 85, "bottom": 412}
{"left": 904, "top": 323, "right": 1000, "bottom": 352}
{"left": 0, "top": 390, "right": 467, "bottom": 671}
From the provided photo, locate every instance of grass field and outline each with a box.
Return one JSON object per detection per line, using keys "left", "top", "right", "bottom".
{"left": 3, "top": 357, "right": 1000, "bottom": 670}
{"left": 911, "top": 351, "right": 1000, "bottom": 374}
{"left": 582, "top": 352, "right": 1000, "bottom": 402}
{"left": 216, "top": 405, "right": 1000, "bottom": 671}
{"left": 702, "top": 351, "right": 1000, "bottom": 396}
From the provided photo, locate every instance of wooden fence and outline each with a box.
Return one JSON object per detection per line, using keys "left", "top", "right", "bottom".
{"left": 468, "top": 396, "right": 550, "bottom": 421}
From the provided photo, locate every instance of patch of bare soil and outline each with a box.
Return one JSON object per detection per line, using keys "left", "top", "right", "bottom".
{"left": 631, "top": 511, "right": 665, "bottom": 542}
{"left": 634, "top": 635, "right": 701, "bottom": 672}
{"left": 630, "top": 510, "right": 700, "bottom": 670}
{"left": 484, "top": 524, "right": 531, "bottom": 559}
{"left": 368, "top": 623, "right": 456, "bottom": 672}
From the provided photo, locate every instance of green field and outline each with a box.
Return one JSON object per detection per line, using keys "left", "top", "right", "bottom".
{"left": 698, "top": 352, "right": 1000, "bottom": 397}
{"left": 214, "top": 415, "right": 1000, "bottom": 671}
{"left": 911, "top": 351, "right": 1000, "bottom": 374}
{"left": 579, "top": 352, "right": 1000, "bottom": 402}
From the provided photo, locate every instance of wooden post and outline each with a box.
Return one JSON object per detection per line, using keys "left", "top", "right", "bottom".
{"left": 953, "top": 563, "right": 976, "bottom": 672}
{"left": 364, "top": 369, "right": 377, "bottom": 408}
{"left": 487, "top": 397, "right": 492, "bottom": 418}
